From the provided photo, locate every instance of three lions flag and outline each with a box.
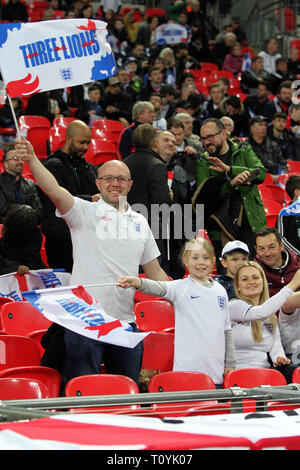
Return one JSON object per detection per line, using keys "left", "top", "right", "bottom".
{"left": 0, "top": 19, "right": 116, "bottom": 98}
{"left": 22, "top": 284, "right": 150, "bottom": 348}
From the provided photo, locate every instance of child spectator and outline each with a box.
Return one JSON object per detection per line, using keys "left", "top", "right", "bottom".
{"left": 214, "top": 241, "right": 249, "bottom": 299}
{"left": 75, "top": 84, "right": 103, "bottom": 126}
{"left": 118, "top": 237, "right": 236, "bottom": 387}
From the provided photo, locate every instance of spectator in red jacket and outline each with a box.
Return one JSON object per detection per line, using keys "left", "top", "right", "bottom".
{"left": 254, "top": 226, "right": 300, "bottom": 297}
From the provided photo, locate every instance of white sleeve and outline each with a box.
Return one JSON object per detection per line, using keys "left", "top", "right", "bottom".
{"left": 56, "top": 196, "right": 85, "bottom": 229}
{"left": 229, "top": 286, "right": 294, "bottom": 322}
{"left": 269, "top": 327, "right": 286, "bottom": 365}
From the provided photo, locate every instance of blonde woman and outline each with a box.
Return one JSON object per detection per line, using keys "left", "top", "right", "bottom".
{"left": 229, "top": 261, "right": 300, "bottom": 381}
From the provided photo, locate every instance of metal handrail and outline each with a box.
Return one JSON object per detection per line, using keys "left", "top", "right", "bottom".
{"left": 1, "top": 384, "right": 300, "bottom": 422}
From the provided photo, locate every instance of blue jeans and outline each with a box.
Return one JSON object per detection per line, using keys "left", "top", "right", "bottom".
{"left": 62, "top": 323, "right": 144, "bottom": 392}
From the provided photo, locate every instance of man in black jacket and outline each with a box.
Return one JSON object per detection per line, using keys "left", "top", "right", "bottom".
{"left": 0, "top": 149, "right": 43, "bottom": 221}
{"left": 247, "top": 115, "right": 288, "bottom": 183}
{"left": 39, "top": 120, "right": 99, "bottom": 273}
{"left": 123, "top": 124, "right": 173, "bottom": 274}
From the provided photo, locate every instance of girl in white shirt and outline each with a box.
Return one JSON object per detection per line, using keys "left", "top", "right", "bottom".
{"left": 118, "top": 237, "right": 236, "bottom": 387}
{"left": 229, "top": 261, "right": 300, "bottom": 381}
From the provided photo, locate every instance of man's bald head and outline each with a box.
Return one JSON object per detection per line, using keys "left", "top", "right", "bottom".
{"left": 63, "top": 120, "right": 92, "bottom": 158}
{"left": 98, "top": 160, "right": 131, "bottom": 179}
{"left": 65, "top": 120, "right": 91, "bottom": 139}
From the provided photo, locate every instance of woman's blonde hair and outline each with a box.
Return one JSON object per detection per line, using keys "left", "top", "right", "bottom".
{"left": 234, "top": 261, "right": 278, "bottom": 342}
{"left": 181, "top": 237, "right": 215, "bottom": 268}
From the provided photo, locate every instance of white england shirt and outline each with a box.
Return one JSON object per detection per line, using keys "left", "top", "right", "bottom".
{"left": 57, "top": 197, "right": 160, "bottom": 322}
{"left": 164, "top": 276, "right": 231, "bottom": 384}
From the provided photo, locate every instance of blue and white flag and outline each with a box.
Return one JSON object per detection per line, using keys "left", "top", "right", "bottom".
{"left": 242, "top": 51, "right": 251, "bottom": 71}
{"left": 155, "top": 23, "right": 188, "bottom": 45}
{"left": 279, "top": 199, "right": 300, "bottom": 216}
{"left": 0, "top": 269, "right": 71, "bottom": 301}
{"left": 22, "top": 284, "right": 150, "bottom": 348}
{"left": 0, "top": 19, "right": 116, "bottom": 98}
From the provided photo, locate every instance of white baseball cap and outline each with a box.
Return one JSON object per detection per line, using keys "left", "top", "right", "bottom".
{"left": 221, "top": 240, "right": 250, "bottom": 258}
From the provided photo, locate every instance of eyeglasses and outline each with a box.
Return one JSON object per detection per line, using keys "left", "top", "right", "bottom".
{"left": 98, "top": 176, "right": 131, "bottom": 183}
{"left": 199, "top": 130, "right": 222, "bottom": 143}
{"left": 6, "top": 156, "right": 23, "bottom": 162}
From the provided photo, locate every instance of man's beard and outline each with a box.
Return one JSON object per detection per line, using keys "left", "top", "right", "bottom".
{"left": 205, "top": 141, "right": 223, "bottom": 156}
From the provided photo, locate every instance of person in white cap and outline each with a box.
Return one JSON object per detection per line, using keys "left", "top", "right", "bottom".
{"left": 214, "top": 240, "right": 249, "bottom": 299}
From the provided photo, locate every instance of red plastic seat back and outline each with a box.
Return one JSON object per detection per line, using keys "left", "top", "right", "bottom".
{"left": 53, "top": 116, "right": 77, "bottom": 128}
{"left": 0, "top": 301, "right": 52, "bottom": 336}
{"left": 0, "top": 366, "right": 61, "bottom": 397}
{"left": 0, "top": 377, "right": 49, "bottom": 400}
{"left": 85, "top": 138, "right": 117, "bottom": 165}
{"left": 148, "top": 371, "right": 216, "bottom": 393}
{"left": 142, "top": 332, "right": 174, "bottom": 372}
{"left": 224, "top": 368, "right": 287, "bottom": 388}
{"left": 135, "top": 300, "right": 174, "bottom": 333}
{"left": 292, "top": 367, "right": 300, "bottom": 383}
{"left": 65, "top": 374, "right": 139, "bottom": 397}
{"left": 65, "top": 374, "right": 140, "bottom": 413}
{"left": 0, "top": 335, "right": 41, "bottom": 371}
{"left": 49, "top": 126, "right": 66, "bottom": 153}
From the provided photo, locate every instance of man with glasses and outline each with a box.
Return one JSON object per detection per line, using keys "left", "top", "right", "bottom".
{"left": 15, "top": 136, "right": 169, "bottom": 392}
{"left": 0, "top": 149, "right": 43, "bottom": 220}
{"left": 192, "top": 118, "right": 266, "bottom": 271}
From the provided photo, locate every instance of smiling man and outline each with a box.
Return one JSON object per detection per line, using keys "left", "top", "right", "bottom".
{"left": 15, "top": 136, "right": 169, "bottom": 392}
{"left": 192, "top": 118, "right": 266, "bottom": 271}
{"left": 254, "top": 226, "right": 300, "bottom": 296}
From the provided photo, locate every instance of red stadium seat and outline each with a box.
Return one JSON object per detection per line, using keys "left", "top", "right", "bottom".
{"left": 85, "top": 139, "right": 117, "bottom": 165}
{"left": 93, "top": 119, "right": 125, "bottom": 133}
{"left": 0, "top": 366, "right": 61, "bottom": 397}
{"left": 199, "top": 62, "right": 219, "bottom": 71}
{"left": 292, "top": 367, "right": 300, "bottom": 383}
{"left": 0, "top": 335, "right": 41, "bottom": 372}
{"left": 287, "top": 160, "right": 300, "bottom": 174}
{"left": 49, "top": 126, "right": 66, "bottom": 153}
{"left": 224, "top": 368, "right": 287, "bottom": 388}
{"left": 148, "top": 371, "right": 216, "bottom": 393}
{"left": 65, "top": 374, "right": 140, "bottom": 413}
{"left": 135, "top": 300, "right": 174, "bottom": 333}
{"left": 258, "top": 184, "right": 285, "bottom": 205}
{"left": 0, "top": 377, "right": 49, "bottom": 400}
{"left": 262, "top": 173, "right": 274, "bottom": 185}
{"left": 18, "top": 115, "right": 51, "bottom": 159}
{"left": 53, "top": 116, "right": 77, "bottom": 128}
{"left": 142, "top": 332, "right": 174, "bottom": 372}
{"left": 147, "top": 371, "right": 231, "bottom": 417}
{"left": 0, "top": 301, "right": 52, "bottom": 336}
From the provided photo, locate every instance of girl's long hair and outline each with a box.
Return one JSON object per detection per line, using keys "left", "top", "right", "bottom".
{"left": 234, "top": 261, "right": 278, "bottom": 342}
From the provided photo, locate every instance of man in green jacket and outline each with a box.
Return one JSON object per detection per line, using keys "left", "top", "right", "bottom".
{"left": 192, "top": 118, "right": 267, "bottom": 272}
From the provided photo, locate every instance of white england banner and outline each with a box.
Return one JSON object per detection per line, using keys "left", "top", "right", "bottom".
{"left": 155, "top": 23, "right": 188, "bottom": 45}
{"left": 0, "top": 19, "right": 117, "bottom": 97}
{"left": 22, "top": 284, "right": 150, "bottom": 348}
{"left": 0, "top": 269, "right": 71, "bottom": 300}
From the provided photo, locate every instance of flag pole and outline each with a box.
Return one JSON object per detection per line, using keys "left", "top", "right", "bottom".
{"left": 7, "top": 92, "right": 20, "bottom": 136}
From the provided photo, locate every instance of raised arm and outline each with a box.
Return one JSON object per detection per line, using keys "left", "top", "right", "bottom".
{"left": 15, "top": 137, "right": 74, "bottom": 215}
